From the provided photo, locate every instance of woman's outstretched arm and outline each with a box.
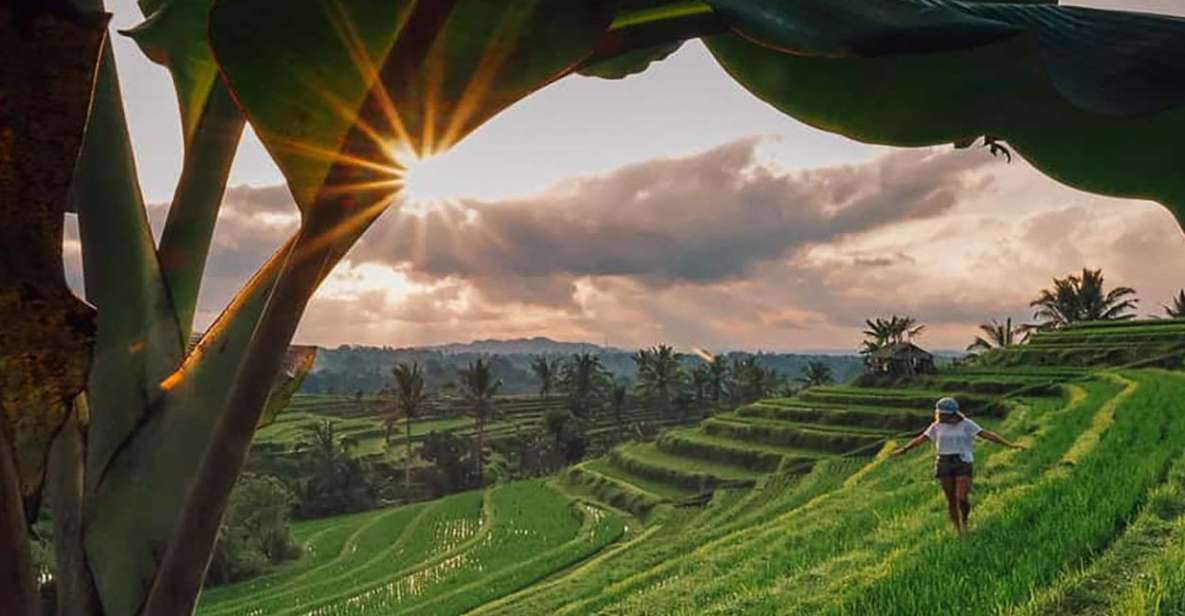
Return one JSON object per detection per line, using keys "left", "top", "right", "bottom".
{"left": 978, "top": 430, "right": 1024, "bottom": 450}
{"left": 891, "top": 433, "right": 929, "bottom": 457}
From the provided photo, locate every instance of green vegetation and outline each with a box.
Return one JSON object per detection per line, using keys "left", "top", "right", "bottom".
{"left": 1030, "top": 268, "right": 1139, "bottom": 330}
{"left": 197, "top": 321, "right": 1185, "bottom": 614}
{"left": 981, "top": 318, "right": 1185, "bottom": 369}
{"left": 196, "top": 481, "right": 624, "bottom": 615}
{"left": 15, "top": 0, "right": 1185, "bottom": 610}
{"left": 204, "top": 475, "right": 301, "bottom": 587}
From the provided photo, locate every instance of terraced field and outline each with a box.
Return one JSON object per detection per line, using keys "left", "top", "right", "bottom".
{"left": 254, "top": 393, "right": 701, "bottom": 462}
{"left": 197, "top": 481, "right": 626, "bottom": 615}
{"left": 206, "top": 320, "right": 1185, "bottom": 613}
{"left": 986, "top": 318, "right": 1185, "bottom": 368}
{"left": 560, "top": 376, "right": 1035, "bottom": 517}
{"left": 497, "top": 371, "right": 1185, "bottom": 614}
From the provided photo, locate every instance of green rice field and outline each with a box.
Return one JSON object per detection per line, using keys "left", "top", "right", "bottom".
{"left": 201, "top": 319, "right": 1185, "bottom": 614}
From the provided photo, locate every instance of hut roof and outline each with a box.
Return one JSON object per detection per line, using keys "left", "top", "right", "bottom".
{"left": 870, "top": 342, "right": 933, "bottom": 360}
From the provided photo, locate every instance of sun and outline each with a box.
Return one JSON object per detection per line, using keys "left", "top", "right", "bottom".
{"left": 392, "top": 146, "right": 468, "bottom": 216}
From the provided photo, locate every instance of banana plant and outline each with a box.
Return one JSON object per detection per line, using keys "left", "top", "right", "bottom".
{"left": 4, "top": 0, "right": 1185, "bottom": 614}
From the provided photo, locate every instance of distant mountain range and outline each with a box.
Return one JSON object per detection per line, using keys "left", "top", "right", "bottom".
{"left": 417, "top": 336, "right": 623, "bottom": 355}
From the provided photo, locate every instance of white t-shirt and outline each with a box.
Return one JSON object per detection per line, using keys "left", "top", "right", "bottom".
{"left": 924, "top": 418, "right": 983, "bottom": 462}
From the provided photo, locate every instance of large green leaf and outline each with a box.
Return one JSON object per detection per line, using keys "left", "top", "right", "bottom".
{"left": 126, "top": 0, "right": 247, "bottom": 339}
{"left": 0, "top": 7, "right": 104, "bottom": 518}
{"left": 209, "top": 0, "right": 615, "bottom": 209}
{"left": 154, "top": 81, "right": 245, "bottom": 340}
{"left": 257, "top": 345, "right": 317, "bottom": 429}
{"left": 705, "top": 0, "right": 1185, "bottom": 116}
{"left": 71, "top": 40, "right": 186, "bottom": 496}
{"left": 949, "top": 2, "right": 1185, "bottom": 116}
{"left": 704, "top": 6, "right": 1185, "bottom": 218}
{"left": 123, "top": 0, "right": 220, "bottom": 145}
{"left": 579, "top": 40, "right": 685, "bottom": 79}
{"left": 705, "top": 0, "right": 1021, "bottom": 57}
{"left": 578, "top": 1, "right": 712, "bottom": 78}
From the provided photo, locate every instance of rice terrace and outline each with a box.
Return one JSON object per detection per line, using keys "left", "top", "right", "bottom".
{"left": 7, "top": 0, "right": 1185, "bottom": 615}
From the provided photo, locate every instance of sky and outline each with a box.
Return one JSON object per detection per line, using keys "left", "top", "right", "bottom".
{"left": 75, "top": 0, "right": 1185, "bottom": 353}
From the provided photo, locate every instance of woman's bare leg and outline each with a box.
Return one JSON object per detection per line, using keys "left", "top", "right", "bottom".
{"left": 955, "top": 475, "right": 973, "bottom": 531}
{"left": 939, "top": 477, "right": 961, "bottom": 532}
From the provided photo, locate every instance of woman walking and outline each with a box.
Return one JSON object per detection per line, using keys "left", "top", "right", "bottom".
{"left": 891, "top": 397, "right": 1023, "bottom": 533}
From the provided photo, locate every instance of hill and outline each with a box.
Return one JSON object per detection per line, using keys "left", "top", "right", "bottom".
{"left": 200, "top": 319, "right": 1185, "bottom": 614}
{"left": 422, "top": 336, "right": 621, "bottom": 355}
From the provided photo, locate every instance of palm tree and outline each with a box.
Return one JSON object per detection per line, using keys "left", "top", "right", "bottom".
{"left": 391, "top": 362, "right": 427, "bottom": 491}
{"left": 299, "top": 420, "right": 350, "bottom": 478}
{"left": 543, "top": 408, "right": 571, "bottom": 449}
{"left": 1031, "top": 268, "right": 1138, "bottom": 329}
{"left": 609, "top": 381, "right": 628, "bottom": 432}
{"left": 730, "top": 356, "right": 773, "bottom": 403}
{"left": 797, "top": 361, "right": 834, "bottom": 388}
{"left": 860, "top": 315, "right": 925, "bottom": 361}
{"left": 1164, "top": 290, "right": 1185, "bottom": 318}
{"left": 633, "top": 345, "right": 685, "bottom": 414}
{"left": 530, "top": 356, "right": 560, "bottom": 398}
{"left": 459, "top": 359, "right": 500, "bottom": 481}
{"left": 560, "top": 353, "right": 611, "bottom": 418}
{"left": 706, "top": 355, "right": 731, "bottom": 403}
{"left": 967, "top": 318, "right": 1028, "bottom": 353}
{"left": 690, "top": 364, "right": 711, "bottom": 407}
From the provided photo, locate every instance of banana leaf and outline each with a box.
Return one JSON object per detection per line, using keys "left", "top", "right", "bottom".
{"left": 704, "top": 3, "right": 1185, "bottom": 219}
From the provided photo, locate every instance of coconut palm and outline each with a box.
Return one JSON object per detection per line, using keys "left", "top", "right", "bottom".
{"left": 967, "top": 318, "right": 1028, "bottom": 352}
{"left": 298, "top": 420, "right": 354, "bottom": 482}
{"left": 861, "top": 315, "right": 925, "bottom": 360}
{"left": 560, "top": 353, "right": 611, "bottom": 418}
{"left": 633, "top": 345, "right": 685, "bottom": 413}
{"left": 391, "top": 362, "right": 428, "bottom": 491}
{"left": 690, "top": 364, "right": 711, "bottom": 407}
{"left": 609, "top": 381, "right": 629, "bottom": 432}
{"left": 706, "top": 355, "right": 731, "bottom": 403}
{"left": 459, "top": 359, "right": 500, "bottom": 481}
{"left": 797, "top": 361, "right": 834, "bottom": 388}
{"left": 730, "top": 356, "right": 779, "bottom": 403}
{"left": 1164, "top": 290, "right": 1185, "bottom": 318}
{"left": 530, "top": 355, "right": 561, "bottom": 398}
{"left": 1031, "top": 268, "right": 1138, "bottom": 329}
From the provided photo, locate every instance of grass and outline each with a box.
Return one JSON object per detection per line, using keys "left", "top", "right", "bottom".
{"left": 657, "top": 428, "right": 823, "bottom": 473}
{"left": 198, "top": 493, "right": 482, "bottom": 614}
{"left": 563, "top": 464, "right": 667, "bottom": 517}
{"left": 209, "top": 345, "right": 1185, "bottom": 615}
{"left": 580, "top": 458, "right": 696, "bottom": 501}
{"left": 198, "top": 481, "right": 626, "bottom": 615}
{"left": 739, "top": 401, "right": 933, "bottom": 431}
{"left": 552, "top": 371, "right": 1185, "bottom": 614}
{"left": 608, "top": 443, "right": 762, "bottom": 493}
{"left": 702, "top": 415, "right": 894, "bottom": 454}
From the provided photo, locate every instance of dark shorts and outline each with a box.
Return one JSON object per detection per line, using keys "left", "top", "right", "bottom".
{"left": 934, "top": 454, "right": 973, "bottom": 479}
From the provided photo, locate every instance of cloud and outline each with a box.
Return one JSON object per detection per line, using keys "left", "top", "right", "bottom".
{"left": 351, "top": 137, "right": 998, "bottom": 307}
{"left": 63, "top": 136, "right": 1185, "bottom": 352}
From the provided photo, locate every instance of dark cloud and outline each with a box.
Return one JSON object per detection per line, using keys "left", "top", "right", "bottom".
{"left": 351, "top": 137, "right": 998, "bottom": 306}
{"left": 63, "top": 136, "right": 1185, "bottom": 351}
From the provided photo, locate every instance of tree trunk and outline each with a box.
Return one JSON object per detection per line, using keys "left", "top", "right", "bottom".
{"left": 405, "top": 416, "right": 412, "bottom": 492}
{"left": 475, "top": 415, "right": 484, "bottom": 484}
{"left": 0, "top": 417, "right": 37, "bottom": 616}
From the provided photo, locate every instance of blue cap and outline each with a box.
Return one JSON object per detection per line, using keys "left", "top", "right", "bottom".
{"left": 936, "top": 397, "right": 960, "bottom": 414}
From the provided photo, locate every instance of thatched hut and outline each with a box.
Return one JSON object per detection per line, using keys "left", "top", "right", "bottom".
{"left": 867, "top": 342, "right": 935, "bottom": 377}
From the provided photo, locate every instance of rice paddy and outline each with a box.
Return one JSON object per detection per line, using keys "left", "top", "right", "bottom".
{"left": 202, "top": 319, "right": 1185, "bottom": 614}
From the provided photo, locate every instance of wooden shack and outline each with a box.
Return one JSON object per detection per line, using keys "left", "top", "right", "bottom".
{"left": 867, "top": 342, "right": 935, "bottom": 377}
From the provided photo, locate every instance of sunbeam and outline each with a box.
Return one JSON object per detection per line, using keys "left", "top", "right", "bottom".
{"left": 393, "top": 146, "right": 469, "bottom": 216}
